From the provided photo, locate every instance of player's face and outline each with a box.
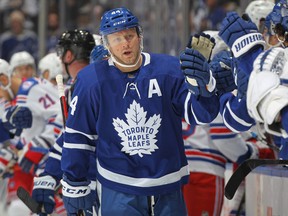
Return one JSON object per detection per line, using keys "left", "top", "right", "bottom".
{"left": 106, "top": 28, "right": 141, "bottom": 66}
{"left": 0, "top": 74, "right": 9, "bottom": 87}
{"left": 14, "top": 65, "right": 34, "bottom": 79}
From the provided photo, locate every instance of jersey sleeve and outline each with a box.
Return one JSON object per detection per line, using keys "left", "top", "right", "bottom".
{"left": 219, "top": 92, "right": 255, "bottom": 132}
{"left": 62, "top": 75, "right": 98, "bottom": 181}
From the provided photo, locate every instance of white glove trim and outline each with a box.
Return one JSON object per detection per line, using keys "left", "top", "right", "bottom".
{"left": 231, "top": 33, "right": 266, "bottom": 58}
{"left": 61, "top": 179, "right": 91, "bottom": 198}
{"left": 33, "top": 175, "right": 56, "bottom": 190}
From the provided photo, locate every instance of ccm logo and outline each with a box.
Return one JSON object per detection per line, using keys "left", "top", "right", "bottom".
{"left": 62, "top": 186, "right": 88, "bottom": 195}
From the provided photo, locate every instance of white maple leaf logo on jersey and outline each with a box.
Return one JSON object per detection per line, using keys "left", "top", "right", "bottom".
{"left": 113, "top": 100, "right": 161, "bottom": 157}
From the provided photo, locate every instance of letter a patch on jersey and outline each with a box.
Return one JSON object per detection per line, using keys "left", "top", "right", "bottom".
{"left": 113, "top": 100, "right": 162, "bottom": 157}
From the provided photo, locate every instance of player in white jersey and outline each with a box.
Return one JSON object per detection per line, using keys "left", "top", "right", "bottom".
{"left": 0, "top": 52, "right": 61, "bottom": 215}
{"left": 10, "top": 51, "right": 36, "bottom": 79}
{"left": 38, "top": 52, "right": 64, "bottom": 86}
{"left": 181, "top": 32, "right": 275, "bottom": 216}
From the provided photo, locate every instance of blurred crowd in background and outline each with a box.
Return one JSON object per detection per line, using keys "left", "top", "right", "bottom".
{"left": 0, "top": 0, "right": 256, "bottom": 65}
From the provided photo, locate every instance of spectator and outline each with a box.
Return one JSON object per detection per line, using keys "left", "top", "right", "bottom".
{"left": 0, "top": 10, "right": 38, "bottom": 62}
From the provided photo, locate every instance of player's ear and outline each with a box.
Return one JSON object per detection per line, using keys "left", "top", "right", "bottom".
{"left": 63, "top": 50, "right": 73, "bottom": 63}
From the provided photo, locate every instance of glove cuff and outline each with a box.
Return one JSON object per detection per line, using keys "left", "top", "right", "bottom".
{"left": 61, "top": 176, "right": 91, "bottom": 198}
{"left": 231, "top": 33, "right": 266, "bottom": 58}
{"left": 33, "top": 175, "right": 57, "bottom": 190}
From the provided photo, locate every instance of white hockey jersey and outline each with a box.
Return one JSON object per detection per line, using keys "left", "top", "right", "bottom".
{"left": 183, "top": 114, "right": 252, "bottom": 178}
{"left": 15, "top": 77, "right": 62, "bottom": 148}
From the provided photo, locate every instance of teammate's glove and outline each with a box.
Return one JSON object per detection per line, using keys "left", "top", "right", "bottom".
{"left": 90, "top": 45, "right": 109, "bottom": 64}
{"left": 18, "top": 142, "right": 48, "bottom": 173}
{"left": 180, "top": 48, "right": 216, "bottom": 97}
{"left": 2, "top": 106, "right": 32, "bottom": 130}
{"left": 219, "top": 12, "right": 266, "bottom": 58}
{"left": 0, "top": 145, "right": 18, "bottom": 178}
{"left": 32, "top": 175, "right": 57, "bottom": 214}
{"left": 210, "top": 50, "right": 236, "bottom": 96}
{"left": 0, "top": 120, "right": 11, "bottom": 143}
{"left": 188, "top": 33, "right": 215, "bottom": 61}
{"left": 61, "top": 174, "right": 94, "bottom": 215}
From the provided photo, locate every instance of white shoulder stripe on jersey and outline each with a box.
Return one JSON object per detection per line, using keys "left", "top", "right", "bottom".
{"left": 184, "top": 92, "right": 206, "bottom": 125}
{"left": 97, "top": 160, "right": 189, "bottom": 187}
{"left": 63, "top": 142, "right": 96, "bottom": 152}
{"left": 48, "top": 152, "right": 61, "bottom": 161}
{"left": 65, "top": 126, "right": 98, "bottom": 140}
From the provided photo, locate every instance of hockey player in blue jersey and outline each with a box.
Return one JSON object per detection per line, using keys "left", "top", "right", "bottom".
{"left": 31, "top": 29, "right": 96, "bottom": 216}
{"left": 60, "top": 7, "right": 220, "bottom": 216}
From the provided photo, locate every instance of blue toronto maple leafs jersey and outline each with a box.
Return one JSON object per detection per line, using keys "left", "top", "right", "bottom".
{"left": 220, "top": 92, "right": 255, "bottom": 132}
{"left": 62, "top": 52, "right": 220, "bottom": 196}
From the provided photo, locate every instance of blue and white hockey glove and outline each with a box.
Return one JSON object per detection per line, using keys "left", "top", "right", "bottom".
{"left": 0, "top": 120, "right": 11, "bottom": 143}
{"left": 180, "top": 48, "right": 216, "bottom": 97}
{"left": 61, "top": 174, "right": 94, "bottom": 215}
{"left": 90, "top": 45, "right": 109, "bottom": 64}
{"left": 0, "top": 145, "right": 18, "bottom": 179}
{"left": 2, "top": 106, "right": 32, "bottom": 130}
{"left": 210, "top": 50, "right": 236, "bottom": 96}
{"left": 18, "top": 142, "right": 49, "bottom": 173}
{"left": 32, "top": 175, "right": 57, "bottom": 214}
{"left": 219, "top": 12, "right": 266, "bottom": 58}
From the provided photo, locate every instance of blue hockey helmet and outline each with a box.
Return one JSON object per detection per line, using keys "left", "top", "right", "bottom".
{"left": 99, "top": 7, "right": 139, "bottom": 36}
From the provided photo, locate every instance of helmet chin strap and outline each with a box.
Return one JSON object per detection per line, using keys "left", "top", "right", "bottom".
{"left": 109, "top": 50, "right": 142, "bottom": 68}
{"left": 1, "top": 79, "right": 14, "bottom": 99}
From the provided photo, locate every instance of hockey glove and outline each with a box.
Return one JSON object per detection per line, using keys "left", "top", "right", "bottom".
{"left": 90, "top": 45, "right": 109, "bottom": 64}
{"left": 32, "top": 175, "right": 57, "bottom": 214}
{"left": 0, "top": 145, "right": 18, "bottom": 178}
{"left": 18, "top": 142, "right": 49, "bottom": 173}
{"left": 0, "top": 120, "right": 11, "bottom": 143}
{"left": 219, "top": 12, "right": 266, "bottom": 58}
{"left": 188, "top": 33, "right": 215, "bottom": 61}
{"left": 210, "top": 50, "right": 236, "bottom": 96}
{"left": 180, "top": 48, "right": 216, "bottom": 97}
{"left": 2, "top": 106, "right": 32, "bottom": 130}
{"left": 61, "top": 174, "right": 94, "bottom": 215}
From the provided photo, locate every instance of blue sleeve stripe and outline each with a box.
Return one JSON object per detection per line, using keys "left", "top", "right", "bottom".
{"left": 211, "top": 134, "right": 237, "bottom": 139}
{"left": 63, "top": 142, "right": 96, "bottom": 151}
{"left": 65, "top": 126, "right": 98, "bottom": 140}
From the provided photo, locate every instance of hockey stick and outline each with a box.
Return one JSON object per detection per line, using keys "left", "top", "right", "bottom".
{"left": 225, "top": 159, "right": 288, "bottom": 200}
{"left": 56, "top": 74, "right": 68, "bottom": 126}
{"left": 17, "top": 186, "right": 42, "bottom": 213}
{"left": 17, "top": 186, "right": 85, "bottom": 215}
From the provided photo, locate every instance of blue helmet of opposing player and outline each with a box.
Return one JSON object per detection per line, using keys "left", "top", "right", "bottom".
{"left": 99, "top": 7, "right": 140, "bottom": 36}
